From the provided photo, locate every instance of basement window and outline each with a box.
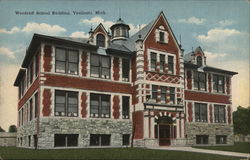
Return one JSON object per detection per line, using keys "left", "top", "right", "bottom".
{"left": 90, "top": 134, "right": 111, "bottom": 146}
{"left": 216, "top": 135, "right": 227, "bottom": 144}
{"left": 122, "top": 134, "right": 130, "bottom": 146}
{"left": 196, "top": 135, "right": 208, "bottom": 144}
{"left": 54, "top": 134, "right": 78, "bottom": 147}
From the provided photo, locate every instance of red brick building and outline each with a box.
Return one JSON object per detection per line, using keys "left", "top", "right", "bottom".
{"left": 14, "top": 12, "right": 237, "bottom": 149}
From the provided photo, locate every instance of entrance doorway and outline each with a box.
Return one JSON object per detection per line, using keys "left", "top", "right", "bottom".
{"left": 159, "top": 125, "right": 171, "bottom": 146}
{"left": 154, "top": 115, "right": 175, "bottom": 146}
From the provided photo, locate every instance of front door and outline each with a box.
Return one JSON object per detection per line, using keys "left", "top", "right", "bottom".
{"left": 159, "top": 125, "right": 171, "bottom": 146}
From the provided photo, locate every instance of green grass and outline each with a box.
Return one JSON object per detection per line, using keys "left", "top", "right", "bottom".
{"left": 0, "top": 147, "right": 243, "bottom": 160}
{"left": 193, "top": 142, "right": 250, "bottom": 153}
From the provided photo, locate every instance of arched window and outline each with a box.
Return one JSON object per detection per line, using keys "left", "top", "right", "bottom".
{"left": 197, "top": 56, "right": 202, "bottom": 66}
{"left": 96, "top": 34, "right": 105, "bottom": 47}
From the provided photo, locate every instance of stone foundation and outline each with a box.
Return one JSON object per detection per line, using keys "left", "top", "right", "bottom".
{"left": 185, "top": 122, "right": 234, "bottom": 145}
{"left": 17, "top": 117, "right": 132, "bottom": 149}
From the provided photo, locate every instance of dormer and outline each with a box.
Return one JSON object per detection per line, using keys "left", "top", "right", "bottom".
{"left": 155, "top": 25, "right": 169, "bottom": 44}
{"left": 88, "top": 23, "right": 110, "bottom": 48}
{"left": 110, "top": 18, "right": 130, "bottom": 43}
{"left": 184, "top": 46, "right": 206, "bottom": 67}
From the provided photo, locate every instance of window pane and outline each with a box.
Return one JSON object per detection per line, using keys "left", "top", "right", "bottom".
{"left": 54, "top": 134, "right": 66, "bottom": 147}
{"left": 91, "top": 55, "right": 100, "bottom": 66}
{"left": 56, "top": 92, "right": 66, "bottom": 103}
{"left": 56, "top": 61, "right": 66, "bottom": 73}
{"left": 152, "top": 85, "right": 158, "bottom": 99}
{"left": 90, "top": 134, "right": 99, "bottom": 146}
{"left": 67, "top": 134, "right": 78, "bottom": 146}
{"left": 122, "top": 134, "right": 130, "bottom": 146}
{"left": 55, "top": 49, "right": 66, "bottom": 61}
{"left": 101, "top": 68, "right": 110, "bottom": 79}
{"left": 160, "top": 31, "right": 165, "bottom": 42}
{"left": 90, "top": 66, "right": 99, "bottom": 78}
{"left": 101, "top": 135, "right": 110, "bottom": 146}
{"left": 101, "top": 57, "right": 110, "bottom": 68}
{"left": 68, "top": 50, "right": 78, "bottom": 63}
{"left": 122, "top": 96, "right": 130, "bottom": 119}
{"left": 122, "top": 59, "right": 130, "bottom": 81}
{"left": 96, "top": 34, "right": 105, "bottom": 47}
{"left": 68, "top": 63, "right": 78, "bottom": 74}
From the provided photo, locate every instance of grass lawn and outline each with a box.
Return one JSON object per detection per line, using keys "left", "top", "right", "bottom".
{"left": 0, "top": 147, "right": 244, "bottom": 160}
{"left": 193, "top": 142, "right": 250, "bottom": 153}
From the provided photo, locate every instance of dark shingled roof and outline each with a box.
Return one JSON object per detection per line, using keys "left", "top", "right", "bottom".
{"left": 184, "top": 62, "right": 238, "bottom": 75}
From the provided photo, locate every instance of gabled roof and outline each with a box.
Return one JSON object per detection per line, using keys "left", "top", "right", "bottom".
{"left": 184, "top": 46, "right": 205, "bottom": 63}
{"left": 13, "top": 68, "right": 26, "bottom": 86}
{"left": 124, "top": 11, "right": 181, "bottom": 52}
{"left": 93, "top": 23, "right": 109, "bottom": 35}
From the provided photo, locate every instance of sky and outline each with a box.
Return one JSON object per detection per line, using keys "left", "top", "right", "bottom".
{"left": 0, "top": 0, "right": 249, "bottom": 130}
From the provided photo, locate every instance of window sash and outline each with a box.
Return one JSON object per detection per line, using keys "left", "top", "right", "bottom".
{"left": 55, "top": 48, "right": 79, "bottom": 75}
{"left": 159, "top": 31, "right": 165, "bottom": 42}
{"left": 214, "top": 105, "right": 225, "bottom": 123}
{"left": 90, "top": 94, "right": 110, "bottom": 118}
{"left": 122, "top": 59, "right": 130, "bottom": 81}
{"left": 55, "top": 91, "right": 78, "bottom": 117}
{"left": 161, "top": 87, "right": 167, "bottom": 102}
{"left": 160, "top": 54, "right": 165, "bottom": 72}
{"left": 194, "top": 72, "right": 206, "bottom": 91}
{"left": 213, "top": 75, "right": 225, "bottom": 93}
{"left": 151, "top": 53, "right": 157, "bottom": 71}
{"left": 170, "top": 87, "right": 175, "bottom": 104}
{"left": 152, "top": 85, "right": 158, "bottom": 100}
{"left": 96, "top": 34, "right": 105, "bottom": 47}
{"left": 90, "top": 54, "right": 111, "bottom": 79}
{"left": 122, "top": 96, "right": 130, "bottom": 119}
{"left": 195, "top": 103, "right": 207, "bottom": 122}
{"left": 168, "top": 56, "right": 174, "bottom": 74}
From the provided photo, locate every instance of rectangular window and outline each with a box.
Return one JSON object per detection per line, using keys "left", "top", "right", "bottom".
{"left": 90, "top": 94, "right": 110, "bottom": 118}
{"left": 34, "top": 93, "right": 38, "bottom": 118}
{"left": 195, "top": 103, "right": 207, "bottom": 122}
{"left": 168, "top": 56, "right": 174, "bottom": 74}
{"left": 35, "top": 54, "right": 39, "bottom": 77}
{"left": 216, "top": 135, "right": 227, "bottom": 144}
{"left": 55, "top": 91, "right": 78, "bottom": 117}
{"left": 122, "top": 134, "right": 130, "bottom": 146}
{"left": 159, "top": 31, "right": 165, "bottom": 42}
{"left": 29, "top": 62, "right": 33, "bottom": 84}
{"left": 150, "top": 52, "right": 157, "bottom": 71}
{"left": 170, "top": 87, "right": 175, "bottom": 104}
{"left": 214, "top": 105, "right": 226, "bottom": 123}
{"left": 196, "top": 135, "right": 209, "bottom": 144}
{"left": 161, "top": 86, "right": 167, "bottom": 102}
{"left": 213, "top": 75, "right": 225, "bottom": 93}
{"left": 152, "top": 85, "right": 158, "bottom": 100}
{"left": 122, "top": 58, "right": 130, "bottom": 82}
{"left": 194, "top": 71, "right": 206, "bottom": 91}
{"left": 55, "top": 48, "right": 79, "bottom": 75}
{"left": 90, "top": 134, "right": 111, "bottom": 146}
{"left": 122, "top": 96, "right": 130, "bottom": 119}
{"left": 21, "top": 108, "right": 23, "bottom": 126}
{"left": 28, "top": 135, "right": 31, "bottom": 147}
{"left": 29, "top": 98, "right": 33, "bottom": 121}
{"left": 54, "top": 134, "right": 78, "bottom": 147}
{"left": 160, "top": 54, "right": 165, "bottom": 72}
{"left": 90, "top": 54, "right": 111, "bottom": 79}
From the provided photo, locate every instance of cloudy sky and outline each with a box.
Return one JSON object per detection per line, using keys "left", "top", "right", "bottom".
{"left": 0, "top": 0, "right": 249, "bottom": 130}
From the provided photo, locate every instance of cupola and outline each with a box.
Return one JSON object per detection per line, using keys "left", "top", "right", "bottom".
{"left": 110, "top": 18, "right": 130, "bottom": 43}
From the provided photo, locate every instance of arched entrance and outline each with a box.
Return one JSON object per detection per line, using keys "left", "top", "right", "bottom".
{"left": 154, "top": 114, "right": 176, "bottom": 146}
